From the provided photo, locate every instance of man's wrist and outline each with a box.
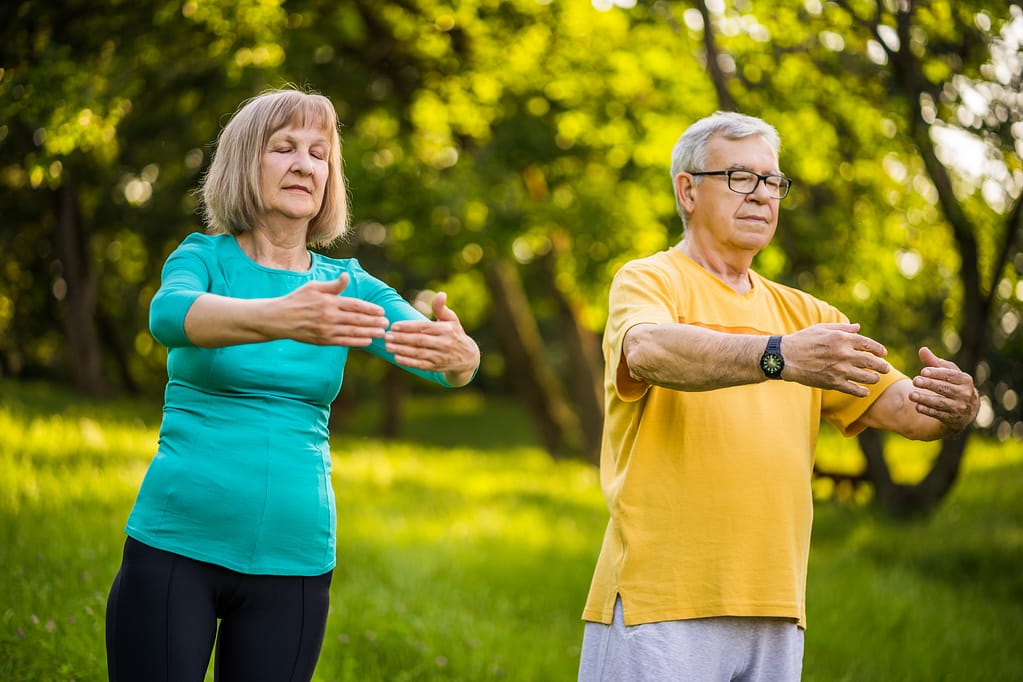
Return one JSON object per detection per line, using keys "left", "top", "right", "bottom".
{"left": 759, "top": 335, "right": 785, "bottom": 379}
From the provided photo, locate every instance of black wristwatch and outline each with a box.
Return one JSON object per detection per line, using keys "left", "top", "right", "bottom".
{"left": 760, "top": 335, "right": 784, "bottom": 379}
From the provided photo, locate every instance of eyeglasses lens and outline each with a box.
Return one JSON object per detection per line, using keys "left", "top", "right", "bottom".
{"left": 727, "top": 171, "right": 789, "bottom": 199}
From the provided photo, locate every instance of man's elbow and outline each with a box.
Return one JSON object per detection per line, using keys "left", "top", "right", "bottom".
{"left": 623, "top": 332, "right": 658, "bottom": 384}
{"left": 902, "top": 413, "right": 967, "bottom": 442}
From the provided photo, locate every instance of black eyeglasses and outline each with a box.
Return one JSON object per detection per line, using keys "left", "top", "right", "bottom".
{"left": 688, "top": 169, "right": 792, "bottom": 199}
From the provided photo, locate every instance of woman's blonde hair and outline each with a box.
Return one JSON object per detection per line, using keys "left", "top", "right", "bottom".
{"left": 199, "top": 87, "right": 350, "bottom": 247}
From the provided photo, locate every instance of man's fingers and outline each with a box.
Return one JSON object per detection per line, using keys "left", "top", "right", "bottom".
{"left": 913, "top": 373, "right": 971, "bottom": 400}
{"left": 918, "top": 346, "right": 962, "bottom": 372}
{"left": 820, "top": 322, "right": 861, "bottom": 334}
{"left": 916, "top": 347, "right": 972, "bottom": 390}
{"left": 918, "top": 346, "right": 944, "bottom": 368}
{"left": 852, "top": 333, "right": 888, "bottom": 359}
{"left": 910, "top": 388, "right": 960, "bottom": 419}
{"left": 865, "top": 359, "right": 892, "bottom": 376}
{"left": 836, "top": 381, "right": 871, "bottom": 398}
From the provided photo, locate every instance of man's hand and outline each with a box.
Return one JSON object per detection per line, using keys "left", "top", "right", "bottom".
{"left": 908, "top": 347, "right": 979, "bottom": 433}
{"left": 855, "top": 346, "right": 979, "bottom": 440}
{"left": 781, "top": 323, "right": 892, "bottom": 397}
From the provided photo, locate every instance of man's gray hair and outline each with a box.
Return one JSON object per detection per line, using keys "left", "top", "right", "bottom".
{"left": 670, "top": 111, "right": 782, "bottom": 224}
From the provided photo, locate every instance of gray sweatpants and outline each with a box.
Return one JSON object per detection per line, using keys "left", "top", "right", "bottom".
{"left": 578, "top": 598, "right": 804, "bottom": 681}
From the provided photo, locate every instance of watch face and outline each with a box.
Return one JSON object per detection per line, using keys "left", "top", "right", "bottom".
{"left": 761, "top": 353, "right": 783, "bottom": 376}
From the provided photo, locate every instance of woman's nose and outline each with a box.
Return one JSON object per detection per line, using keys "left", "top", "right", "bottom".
{"left": 291, "top": 152, "right": 313, "bottom": 175}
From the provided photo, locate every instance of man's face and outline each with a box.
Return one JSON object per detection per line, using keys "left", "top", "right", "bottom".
{"left": 684, "top": 135, "right": 782, "bottom": 255}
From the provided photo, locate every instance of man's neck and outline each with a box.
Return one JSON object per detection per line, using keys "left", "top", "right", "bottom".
{"left": 674, "top": 238, "right": 754, "bottom": 295}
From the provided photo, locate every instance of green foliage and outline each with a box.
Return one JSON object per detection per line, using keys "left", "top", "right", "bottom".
{"left": 0, "top": 0, "right": 296, "bottom": 389}
{"left": 2, "top": 380, "right": 1022, "bottom": 680}
{"left": 676, "top": 0, "right": 1023, "bottom": 438}
{"left": 1, "top": 1, "right": 1021, "bottom": 430}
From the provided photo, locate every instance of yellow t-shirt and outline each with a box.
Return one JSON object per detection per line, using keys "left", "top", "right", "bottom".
{"left": 581, "top": 248, "right": 905, "bottom": 629}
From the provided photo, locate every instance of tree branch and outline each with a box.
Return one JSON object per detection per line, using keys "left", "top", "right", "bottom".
{"left": 695, "top": 0, "right": 737, "bottom": 112}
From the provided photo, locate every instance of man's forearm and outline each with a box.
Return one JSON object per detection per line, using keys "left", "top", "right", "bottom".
{"left": 623, "top": 323, "right": 768, "bottom": 391}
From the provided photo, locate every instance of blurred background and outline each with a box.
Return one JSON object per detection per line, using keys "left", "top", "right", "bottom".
{"left": 1, "top": 1, "right": 1022, "bottom": 679}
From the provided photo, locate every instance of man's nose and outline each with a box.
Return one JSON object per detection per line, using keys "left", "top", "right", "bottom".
{"left": 749, "top": 177, "right": 772, "bottom": 201}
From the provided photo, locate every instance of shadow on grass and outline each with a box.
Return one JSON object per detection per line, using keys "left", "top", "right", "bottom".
{"left": 333, "top": 390, "right": 545, "bottom": 452}
{"left": 0, "top": 380, "right": 163, "bottom": 424}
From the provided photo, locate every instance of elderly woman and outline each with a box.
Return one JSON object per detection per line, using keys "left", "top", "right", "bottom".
{"left": 105, "top": 87, "right": 480, "bottom": 682}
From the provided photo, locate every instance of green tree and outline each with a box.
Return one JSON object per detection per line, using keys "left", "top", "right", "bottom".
{"left": 277, "top": 0, "right": 710, "bottom": 458}
{"left": 1, "top": 0, "right": 291, "bottom": 393}
{"left": 2, "top": 1, "right": 1019, "bottom": 514}
{"left": 682, "top": 0, "right": 1022, "bottom": 514}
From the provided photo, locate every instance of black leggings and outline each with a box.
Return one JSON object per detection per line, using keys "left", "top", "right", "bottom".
{"left": 106, "top": 537, "right": 333, "bottom": 682}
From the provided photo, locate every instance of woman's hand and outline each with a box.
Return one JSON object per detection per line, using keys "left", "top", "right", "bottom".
{"left": 275, "top": 274, "right": 390, "bottom": 347}
{"left": 384, "top": 292, "right": 480, "bottom": 386}
{"left": 183, "top": 273, "right": 388, "bottom": 347}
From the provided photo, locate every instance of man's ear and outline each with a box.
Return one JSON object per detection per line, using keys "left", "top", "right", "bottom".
{"left": 675, "top": 173, "right": 696, "bottom": 211}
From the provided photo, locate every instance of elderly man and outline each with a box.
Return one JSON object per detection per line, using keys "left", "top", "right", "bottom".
{"left": 578, "top": 111, "right": 978, "bottom": 681}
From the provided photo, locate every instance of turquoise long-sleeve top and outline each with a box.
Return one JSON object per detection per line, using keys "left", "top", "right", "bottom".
{"left": 126, "top": 232, "right": 452, "bottom": 575}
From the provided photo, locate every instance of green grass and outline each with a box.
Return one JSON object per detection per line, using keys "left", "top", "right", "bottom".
{"left": 806, "top": 461, "right": 1023, "bottom": 681}
{"left": 1, "top": 380, "right": 1022, "bottom": 681}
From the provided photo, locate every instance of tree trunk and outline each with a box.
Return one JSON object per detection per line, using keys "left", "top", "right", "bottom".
{"left": 96, "top": 307, "right": 140, "bottom": 394}
{"left": 379, "top": 362, "right": 406, "bottom": 439}
{"left": 823, "top": 1, "right": 1023, "bottom": 517}
{"left": 483, "top": 257, "right": 581, "bottom": 458}
{"left": 839, "top": 2, "right": 1003, "bottom": 517}
{"left": 536, "top": 246, "right": 604, "bottom": 464}
{"left": 696, "top": 0, "right": 738, "bottom": 112}
{"left": 856, "top": 427, "right": 972, "bottom": 518}
{"left": 53, "top": 176, "right": 109, "bottom": 396}
{"left": 329, "top": 380, "right": 356, "bottom": 433}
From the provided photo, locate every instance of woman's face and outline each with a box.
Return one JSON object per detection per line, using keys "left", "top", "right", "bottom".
{"left": 258, "top": 122, "right": 330, "bottom": 226}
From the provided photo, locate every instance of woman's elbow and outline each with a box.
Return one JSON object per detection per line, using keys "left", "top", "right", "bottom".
{"left": 149, "top": 297, "right": 194, "bottom": 348}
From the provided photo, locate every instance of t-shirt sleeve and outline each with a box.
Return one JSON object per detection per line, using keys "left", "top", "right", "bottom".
{"left": 149, "top": 234, "right": 213, "bottom": 349}
{"left": 808, "top": 299, "right": 911, "bottom": 436}
{"left": 823, "top": 367, "right": 909, "bottom": 436}
{"left": 605, "top": 262, "right": 679, "bottom": 402}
